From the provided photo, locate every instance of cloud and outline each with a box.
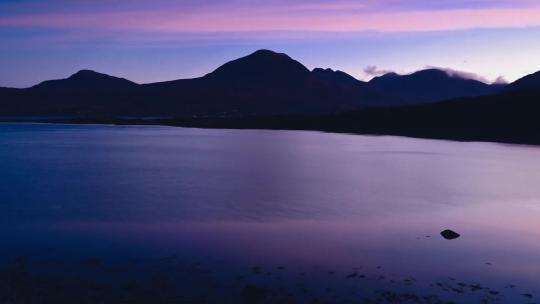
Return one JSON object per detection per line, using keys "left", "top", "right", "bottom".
{"left": 364, "top": 65, "right": 509, "bottom": 84}
{"left": 426, "top": 66, "right": 507, "bottom": 84}
{"left": 363, "top": 65, "right": 394, "bottom": 77}
{"left": 375, "top": 0, "right": 540, "bottom": 11}
{"left": 2, "top": 2, "right": 540, "bottom": 33}
{"left": 427, "top": 66, "right": 490, "bottom": 83}
{"left": 493, "top": 76, "right": 509, "bottom": 84}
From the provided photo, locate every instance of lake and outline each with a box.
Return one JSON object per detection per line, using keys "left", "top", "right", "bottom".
{"left": 1, "top": 123, "right": 539, "bottom": 303}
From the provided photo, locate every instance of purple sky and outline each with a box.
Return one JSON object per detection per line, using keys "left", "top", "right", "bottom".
{"left": 1, "top": 0, "right": 540, "bottom": 87}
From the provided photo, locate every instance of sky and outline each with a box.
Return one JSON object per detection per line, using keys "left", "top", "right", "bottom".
{"left": 1, "top": 0, "right": 540, "bottom": 87}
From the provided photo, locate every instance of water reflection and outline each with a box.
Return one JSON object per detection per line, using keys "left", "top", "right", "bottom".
{"left": 0, "top": 123, "right": 539, "bottom": 303}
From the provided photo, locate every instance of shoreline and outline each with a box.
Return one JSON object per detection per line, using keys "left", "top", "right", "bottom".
{"left": 2, "top": 117, "right": 540, "bottom": 147}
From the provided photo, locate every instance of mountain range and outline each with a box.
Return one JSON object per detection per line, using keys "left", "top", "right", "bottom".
{"left": 2, "top": 49, "right": 531, "bottom": 118}
{"left": 368, "top": 69, "right": 504, "bottom": 103}
{"left": 2, "top": 49, "right": 540, "bottom": 144}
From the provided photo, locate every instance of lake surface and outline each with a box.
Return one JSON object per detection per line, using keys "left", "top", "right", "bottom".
{"left": 1, "top": 123, "right": 539, "bottom": 303}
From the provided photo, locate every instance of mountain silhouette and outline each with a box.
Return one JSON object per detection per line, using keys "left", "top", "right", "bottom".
{"left": 133, "top": 50, "right": 389, "bottom": 116}
{"left": 1, "top": 50, "right": 538, "bottom": 123}
{"left": 368, "top": 69, "right": 503, "bottom": 103}
{"left": 32, "top": 69, "right": 137, "bottom": 91}
{"left": 506, "top": 70, "right": 540, "bottom": 91}
{"left": 0, "top": 70, "right": 138, "bottom": 116}
{"left": 312, "top": 68, "right": 366, "bottom": 86}
{"left": 137, "top": 66, "right": 540, "bottom": 145}
{"left": 0, "top": 50, "right": 392, "bottom": 117}
{"left": 205, "top": 49, "right": 311, "bottom": 82}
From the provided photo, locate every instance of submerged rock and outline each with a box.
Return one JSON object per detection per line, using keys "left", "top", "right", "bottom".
{"left": 440, "top": 229, "right": 461, "bottom": 240}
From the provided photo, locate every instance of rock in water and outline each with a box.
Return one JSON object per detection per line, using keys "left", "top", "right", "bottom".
{"left": 440, "top": 229, "right": 460, "bottom": 240}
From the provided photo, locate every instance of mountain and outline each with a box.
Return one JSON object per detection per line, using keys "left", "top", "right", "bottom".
{"left": 139, "top": 49, "right": 319, "bottom": 116}
{"left": 0, "top": 87, "right": 26, "bottom": 115}
{"left": 32, "top": 69, "right": 137, "bottom": 91}
{"left": 0, "top": 70, "right": 139, "bottom": 116}
{"left": 368, "top": 69, "right": 504, "bottom": 104}
{"left": 312, "top": 68, "right": 365, "bottom": 86}
{"left": 0, "top": 50, "right": 395, "bottom": 117}
{"left": 159, "top": 69, "right": 540, "bottom": 145}
{"left": 506, "top": 70, "right": 540, "bottom": 91}
{"left": 205, "top": 49, "right": 310, "bottom": 82}
{"left": 135, "top": 50, "right": 390, "bottom": 116}
{"left": 3, "top": 53, "right": 540, "bottom": 145}
{"left": 3, "top": 50, "right": 536, "bottom": 120}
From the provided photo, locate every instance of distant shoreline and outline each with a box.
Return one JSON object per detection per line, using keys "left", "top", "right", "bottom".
{"left": 2, "top": 115, "right": 539, "bottom": 147}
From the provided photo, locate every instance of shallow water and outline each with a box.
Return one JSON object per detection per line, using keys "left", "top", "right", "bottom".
{"left": 1, "top": 123, "right": 539, "bottom": 303}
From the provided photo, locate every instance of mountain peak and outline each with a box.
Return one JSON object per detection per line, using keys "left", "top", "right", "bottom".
{"left": 375, "top": 72, "right": 399, "bottom": 79}
{"left": 312, "top": 68, "right": 336, "bottom": 74}
{"left": 369, "top": 68, "right": 502, "bottom": 103}
{"left": 69, "top": 69, "right": 107, "bottom": 79}
{"left": 251, "top": 49, "right": 283, "bottom": 57}
{"left": 411, "top": 69, "right": 451, "bottom": 78}
{"left": 205, "top": 49, "right": 310, "bottom": 81}
{"left": 32, "top": 69, "right": 137, "bottom": 90}
{"left": 312, "top": 68, "right": 364, "bottom": 86}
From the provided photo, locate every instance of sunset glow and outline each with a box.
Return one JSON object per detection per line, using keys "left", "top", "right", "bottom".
{"left": 1, "top": 0, "right": 540, "bottom": 87}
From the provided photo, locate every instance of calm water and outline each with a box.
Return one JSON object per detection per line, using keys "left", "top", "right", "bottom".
{"left": 1, "top": 123, "right": 539, "bottom": 303}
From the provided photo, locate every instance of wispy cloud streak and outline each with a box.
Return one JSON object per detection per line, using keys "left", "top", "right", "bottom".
{"left": 1, "top": 1, "right": 540, "bottom": 34}
{"left": 425, "top": 66, "right": 508, "bottom": 84}
{"left": 363, "top": 66, "right": 395, "bottom": 77}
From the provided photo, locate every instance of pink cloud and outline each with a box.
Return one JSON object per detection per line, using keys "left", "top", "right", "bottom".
{"left": 363, "top": 65, "right": 395, "bottom": 77}
{"left": 426, "top": 66, "right": 508, "bottom": 84}
{"left": 2, "top": 5, "right": 540, "bottom": 33}
{"left": 493, "top": 76, "right": 509, "bottom": 84}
